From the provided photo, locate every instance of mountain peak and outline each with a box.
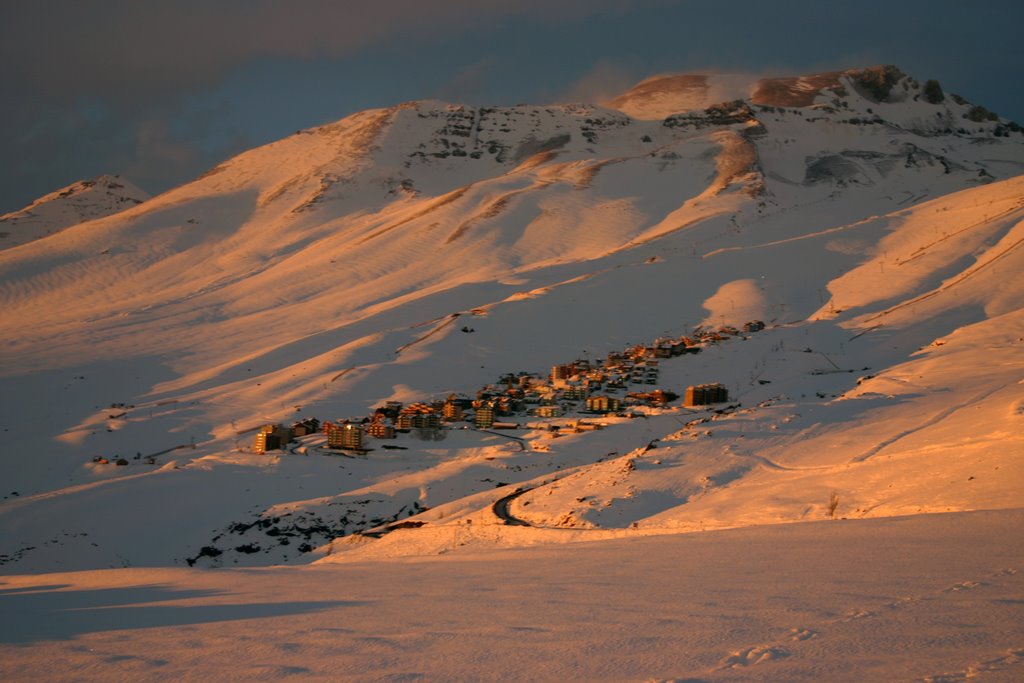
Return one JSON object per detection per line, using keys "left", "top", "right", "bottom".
{"left": 606, "top": 65, "right": 918, "bottom": 119}
{"left": 1, "top": 60, "right": 1024, "bottom": 579}
{"left": 0, "top": 174, "right": 149, "bottom": 250}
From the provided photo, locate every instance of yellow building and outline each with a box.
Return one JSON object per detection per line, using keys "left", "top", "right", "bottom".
{"left": 325, "top": 421, "right": 364, "bottom": 450}
{"left": 254, "top": 424, "right": 291, "bottom": 454}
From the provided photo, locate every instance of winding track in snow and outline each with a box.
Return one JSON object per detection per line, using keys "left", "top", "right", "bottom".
{"left": 491, "top": 487, "right": 532, "bottom": 526}
{"left": 849, "top": 384, "right": 1009, "bottom": 463}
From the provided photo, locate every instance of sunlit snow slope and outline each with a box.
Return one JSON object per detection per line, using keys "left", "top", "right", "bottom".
{"left": 0, "top": 175, "right": 148, "bottom": 251}
{"left": 1, "top": 66, "right": 1022, "bottom": 571}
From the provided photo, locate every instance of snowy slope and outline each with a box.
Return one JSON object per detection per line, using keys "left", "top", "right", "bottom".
{"left": 1, "top": 66, "right": 1023, "bottom": 575}
{"left": 2, "top": 509, "right": 1022, "bottom": 682}
{"left": 0, "top": 175, "right": 148, "bottom": 250}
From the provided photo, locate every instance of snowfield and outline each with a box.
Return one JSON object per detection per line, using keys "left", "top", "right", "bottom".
{"left": 1, "top": 66, "right": 1023, "bottom": 681}
{"left": 2, "top": 510, "right": 1022, "bottom": 681}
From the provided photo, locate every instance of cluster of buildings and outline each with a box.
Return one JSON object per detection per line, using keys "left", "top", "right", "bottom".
{"left": 251, "top": 322, "right": 764, "bottom": 454}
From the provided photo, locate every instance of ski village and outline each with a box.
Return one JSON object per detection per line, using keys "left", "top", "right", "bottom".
{"left": 250, "top": 324, "right": 751, "bottom": 457}
{"left": 2, "top": 48, "right": 1023, "bottom": 681}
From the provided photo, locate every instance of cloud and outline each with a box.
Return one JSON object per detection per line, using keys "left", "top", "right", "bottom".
{"left": 0, "top": 0, "right": 639, "bottom": 106}
{"left": 135, "top": 119, "right": 195, "bottom": 166}
{"left": 0, "top": 98, "right": 247, "bottom": 213}
{"left": 433, "top": 58, "right": 496, "bottom": 104}
{"left": 560, "top": 60, "right": 641, "bottom": 106}
{"left": 0, "top": 0, "right": 654, "bottom": 210}
{"left": 114, "top": 104, "right": 255, "bottom": 198}
{"left": 4, "top": 0, "right": 1021, "bottom": 214}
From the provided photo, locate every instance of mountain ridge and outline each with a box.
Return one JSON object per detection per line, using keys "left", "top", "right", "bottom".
{"left": 0, "top": 65, "right": 1022, "bottom": 572}
{"left": 0, "top": 174, "right": 148, "bottom": 251}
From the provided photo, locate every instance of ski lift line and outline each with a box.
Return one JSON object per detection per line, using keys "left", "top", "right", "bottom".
{"left": 701, "top": 212, "right": 884, "bottom": 259}
{"left": 817, "top": 351, "right": 842, "bottom": 370}
{"left": 862, "top": 231, "right": 1024, "bottom": 324}
{"left": 330, "top": 366, "right": 357, "bottom": 382}
{"left": 849, "top": 324, "right": 883, "bottom": 341}
{"left": 895, "top": 203, "right": 1024, "bottom": 267}
{"left": 409, "top": 312, "right": 460, "bottom": 329}
{"left": 145, "top": 443, "right": 192, "bottom": 458}
{"left": 119, "top": 398, "right": 181, "bottom": 410}
{"left": 394, "top": 315, "right": 461, "bottom": 355}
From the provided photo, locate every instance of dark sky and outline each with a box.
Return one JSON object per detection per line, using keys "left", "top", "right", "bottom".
{"left": 3, "top": 0, "right": 1022, "bottom": 213}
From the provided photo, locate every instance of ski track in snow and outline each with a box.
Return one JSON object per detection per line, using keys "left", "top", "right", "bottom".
{"left": 849, "top": 384, "right": 1004, "bottom": 463}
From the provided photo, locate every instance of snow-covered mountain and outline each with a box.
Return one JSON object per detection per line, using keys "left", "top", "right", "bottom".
{"left": 0, "top": 175, "right": 148, "bottom": 251}
{"left": 0, "top": 65, "right": 1022, "bottom": 575}
{"left": 606, "top": 70, "right": 847, "bottom": 118}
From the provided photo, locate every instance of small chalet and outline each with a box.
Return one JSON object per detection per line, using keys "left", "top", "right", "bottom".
{"left": 366, "top": 417, "right": 396, "bottom": 439}
{"left": 291, "top": 417, "right": 321, "bottom": 437}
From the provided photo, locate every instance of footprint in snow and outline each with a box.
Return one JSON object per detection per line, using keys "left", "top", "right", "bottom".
{"left": 944, "top": 580, "right": 984, "bottom": 592}
{"left": 719, "top": 645, "right": 789, "bottom": 668}
{"left": 885, "top": 595, "right": 917, "bottom": 609}
{"left": 919, "top": 646, "right": 1024, "bottom": 682}
{"left": 789, "top": 628, "right": 819, "bottom": 641}
{"left": 842, "top": 608, "right": 874, "bottom": 621}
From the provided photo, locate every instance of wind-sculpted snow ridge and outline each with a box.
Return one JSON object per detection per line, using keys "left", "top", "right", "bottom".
{"left": 0, "top": 66, "right": 1023, "bottom": 575}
